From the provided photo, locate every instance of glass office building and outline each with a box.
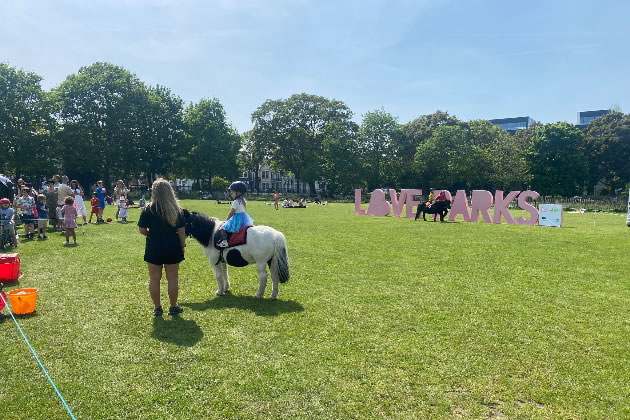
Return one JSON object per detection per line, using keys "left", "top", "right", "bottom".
{"left": 577, "top": 110, "right": 608, "bottom": 128}
{"left": 489, "top": 116, "right": 534, "bottom": 134}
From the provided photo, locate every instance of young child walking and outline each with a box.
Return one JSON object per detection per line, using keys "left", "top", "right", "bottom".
{"left": 89, "top": 192, "right": 99, "bottom": 223}
{"left": 118, "top": 195, "right": 128, "bottom": 224}
{"left": 61, "top": 196, "right": 78, "bottom": 245}
{"left": 17, "top": 187, "right": 36, "bottom": 240}
{"left": 36, "top": 194, "right": 49, "bottom": 239}
{"left": 217, "top": 181, "right": 253, "bottom": 247}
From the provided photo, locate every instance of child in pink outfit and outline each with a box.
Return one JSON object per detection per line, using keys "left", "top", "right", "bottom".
{"left": 61, "top": 196, "right": 78, "bottom": 245}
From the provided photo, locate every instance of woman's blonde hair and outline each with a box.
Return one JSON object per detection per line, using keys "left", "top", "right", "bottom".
{"left": 149, "top": 178, "right": 181, "bottom": 227}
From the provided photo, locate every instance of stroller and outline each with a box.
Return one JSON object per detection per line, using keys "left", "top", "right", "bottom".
{"left": 0, "top": 199, "right": 16, "bottom": 250}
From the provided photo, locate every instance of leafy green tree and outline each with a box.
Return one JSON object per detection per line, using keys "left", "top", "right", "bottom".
{"left": 397, "top": 110, "right": 465, "bottom": 187}
{"left": 52, "top": 62, "right": 147, "bottom": 186}
{"left": 357, "top": 108, "right": 400, "bottom": 190}
{"left": 320, "top": 119, "right": 362, "bottom": 195}
{"left": 211, "top": 176, "right": 230, "bottom": 193}
{"left": 251, "top": 93, "right": 354, "bottom": 195}
{"left": 525, "top": 122, "right": 587, "bottom": 196}
{"left": 581, "top": 112, "right": 630, "bottom": 194}
{"left": 414, "top": 125, "right": 491, "bottom": 191}
{"left": 238, "top": 129, "right": 268, "bottom": 193}
{"left": 182, "top": 98, "right": 241, "bottom": 187}
{"left": 468, "top": 120, "right": 527, "bottom": 191}
{"left": 0, "top": 63, "right": 55, "bottom": 179}
{"left": 134, "top": 85, "right": 185, "bottom": 181}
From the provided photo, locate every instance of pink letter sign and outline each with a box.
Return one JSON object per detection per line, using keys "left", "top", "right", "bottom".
{"left": 389, "top": 189, "right": 407, "bottom": 217}
{"left": 405, "top": 189, "right": 422, "bottom": 218}
{"left": 367, "top": 189, "right": 391, "bottom": 216}
{"left": 354, "top": 189, "right": 367, "bottom": 215}
{"left": 493, "top": 190, "right": 520, "bottom": 224}
{"left": 471, "top": 190, "right": 494, "bottom": 223}
{"left": 517, "top": 190, "right": 540, "bottom": 225}
{"left": 449, "top": 190, "right": 471, "bottom": 222}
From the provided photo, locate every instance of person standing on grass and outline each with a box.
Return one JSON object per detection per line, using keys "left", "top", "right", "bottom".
{"left": 61, "top": 196, "right": 78, "bottom": 245}
{"left": 95, "top": 180, "right": 106, "bottom": 223}
{"left": 45, "top": 180, "right": 58, "bottom": 230}
{"left": 274, "top": 191, "right": 279, "bottom": 210}
{"left": 57, "top": 176, "right": 73, "bottom": 231}
{"left": 114, "top": 180, "right": 129, "bottom": 221}
{"left": 36, "top": 194, "right": 49, "bottom": 239}
{"left": 70, "top": 180, "right": 87, "bottom": 226}
{"left": 17, "top": 187, "right": 36, "bottom": 240}
{"left": 138, "top": 178, "right": 186, "bottom": 317}
{"left": 89, "top": 192, "right": 99, "bottom": 223}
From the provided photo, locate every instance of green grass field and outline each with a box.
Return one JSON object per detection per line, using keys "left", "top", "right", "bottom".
{"left": 1, "top": 200, "right": 629, "bottom": 419}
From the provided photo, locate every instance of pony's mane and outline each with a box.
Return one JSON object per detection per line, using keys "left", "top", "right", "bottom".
{"left": 190, "top": 211, "right": 218, "bottom": 247}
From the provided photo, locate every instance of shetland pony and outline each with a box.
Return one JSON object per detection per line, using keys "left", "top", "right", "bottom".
{"left": 183, "top": 209, "right": 289, "bottom": 299}
{"left": 415, "top": 199, "right": 451, "bottom": 222}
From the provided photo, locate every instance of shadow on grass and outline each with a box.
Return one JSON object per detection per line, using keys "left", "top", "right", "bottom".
{"left": 152, "top": 316, "right": 203, "bottom": 347}
{"left": 182, "top": 293, "right": 304, "bottom": 317}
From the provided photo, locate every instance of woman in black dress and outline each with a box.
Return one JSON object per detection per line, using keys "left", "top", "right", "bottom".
{"left": 138, "top": 178, "right": 186, "bottom": 316}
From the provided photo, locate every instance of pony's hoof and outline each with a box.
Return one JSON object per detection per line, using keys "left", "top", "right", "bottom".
{"left": 216, "top": 290, "right": 224, "bottom": 296}
{"left": 270, "top": 295, "right": 278, "bottom": 300}
{"left": 254, "top": 293, "right": 263, "bottom": 299}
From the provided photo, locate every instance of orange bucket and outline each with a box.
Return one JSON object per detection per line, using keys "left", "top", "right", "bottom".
{"left": 7, "top": 288, "right": 39, "bottom": 315}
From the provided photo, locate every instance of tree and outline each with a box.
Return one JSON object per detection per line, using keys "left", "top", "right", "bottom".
{"left": 52, "top": 62, "right": 147, "bottom": 187}
{"left": 0, "top": 63, "right": 55, "bottom": 179}
{"left": 414, "top": 125, "right": 491, "bottom": 191}
{"left": 581, "top": 112, "right": 630, "bottom": 194}
{"left": 469, "top": 120, "right": 527, "bottom": 191}
{"left": 251, "top": 93, "right": 354, "bottom": 195}
{"left": 182, "top": 98, "right": 241, "bottom": 187}
{"left": 211, "top": 176, "right": 230, "bottom": 193}
{"left": 525, "top": 122, "right": 587, "bottom": 196}
{"left": 134, "top": 85, "right": 185, "bottom": 182}
{"left": 320, "top": 119, "right": 362, "bottom": 195}
{"left": 238, "top": 129, "right": 267, "bottom": 193}
{"left": 397, "top": 111, "right": 465, "bottom": 187}
{"left": 357, "top": 108, "right": 400, "bottom": 190}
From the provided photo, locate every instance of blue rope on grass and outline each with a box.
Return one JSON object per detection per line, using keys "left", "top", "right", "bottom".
{"left": 0, "top": 293, "right": 76, "bottom": 420}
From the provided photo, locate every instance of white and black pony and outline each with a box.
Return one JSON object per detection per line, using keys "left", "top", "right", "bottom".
{"left": 183, "top": 209, "right": 289, "bottom": 299}
{"left": 415, "top": 199, "right": 451, "bottom": 222}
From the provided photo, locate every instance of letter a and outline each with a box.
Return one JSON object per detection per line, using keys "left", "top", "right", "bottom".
{"left": 448, "top": 190, "right": 471, "bottom": 222}
{"left": 471, "top": 190, "right": 494, "bottom": 223}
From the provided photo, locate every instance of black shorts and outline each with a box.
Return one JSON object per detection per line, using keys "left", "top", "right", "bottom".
{"left": 144, "top": 235, "right": 184, "bottom": 265}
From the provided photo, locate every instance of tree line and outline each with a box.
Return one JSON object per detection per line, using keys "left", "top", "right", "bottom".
{"left": 2, "top": 62, "right": 629, "bottom": 197}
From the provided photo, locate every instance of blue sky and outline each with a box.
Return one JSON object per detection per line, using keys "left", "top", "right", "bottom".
{"left": 1, "top": 0, "right": 628, "bottom": 132}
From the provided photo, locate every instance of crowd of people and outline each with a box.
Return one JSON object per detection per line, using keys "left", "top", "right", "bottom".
{"left": 0, "top": 173, "right": 142, "bottom": 248}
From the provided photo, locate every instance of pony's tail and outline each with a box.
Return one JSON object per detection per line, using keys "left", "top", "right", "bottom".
{"left": 271, "top": 231, "right": 290, "bottom": 283}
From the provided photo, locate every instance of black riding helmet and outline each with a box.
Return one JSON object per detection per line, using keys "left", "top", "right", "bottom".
{"left": 229, "top": 181, "right": 247, "bottom": 194}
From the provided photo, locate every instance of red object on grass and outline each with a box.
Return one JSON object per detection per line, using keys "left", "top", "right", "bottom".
{"left": 106, "top": 217, "right": 112, "bottom": 222}
{"left": 0, "top": 253, "right": 20, "bottom": 283}
{"left": 0, "top": 290, "right": 6, "bottom": 312}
